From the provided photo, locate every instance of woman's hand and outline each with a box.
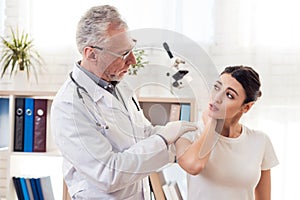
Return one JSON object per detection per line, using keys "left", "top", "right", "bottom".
{"left": 201, "top": 109, "right": 210, "bottom": 125}
{"left": 202, "top": 109, "right": 217, "bottom": 127}
{"left": 202, "top": 108, "right": 222, "bottom": 133}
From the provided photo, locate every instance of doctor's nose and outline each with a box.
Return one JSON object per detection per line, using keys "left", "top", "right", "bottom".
{"left": 125, "top": 51, "right": 136, "bottom": 66}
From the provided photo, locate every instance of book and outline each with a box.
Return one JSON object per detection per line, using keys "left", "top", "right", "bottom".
{"left": 12, "top": 177, "right": 24, "bottom": 200}
{"left": 24, "top": 98, "right": 34, "bottom": 152}
{"left": 142, "top": 177, "right": 151, "bottom": 200}
{"left": 63, "top": 180, "right": 71, "bottom": 200}
{"left": 14, "top": 98, "right": 25, "bottom": 151}
{"left": 33, "top": 99, "right": 48, "bottom": 152}
{"left": 0, "top": 98, "right": 9, "bottom": 148}
{"left": 19, "top": 177, "right": 30, "bottom": 200}
{"left": 169, "top": 104, "right": 182, "bottom": 162}
{"left": 162, "top": 183, "right": 172, "bottom": 200}
{"left": 35, "top": 177, "right": 45, "bottom": 200}
{"left": 149, "top": 171, "right": 166, "bottom": 200}
{"left": 168, "top": 181, "right": 183, "bottom": 200}
{"left": 179, "top": 104, "right": 190, "bottom": 122}
{"left": 40, "top": 176, "right": 55, "bottom": 200}
{"left": 169, "top": 104, "right": 181, "bottom": 122}
{"left": 29, "top": 178, "right": 39, "bottom": 200}
{"left": 13, "top": 177, "right": 53, "bottom": 200}
{"left": 25, "top": 178, "right": 34, "bottom": 200}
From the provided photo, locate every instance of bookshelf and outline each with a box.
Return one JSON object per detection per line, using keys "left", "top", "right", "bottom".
{"left": 0, "top": 90, "right": 64, "bottom": 200}
{"left": 138, "top": 96, "right": 197, "bottom": 200}
{"left": 138, "top": 97, "right": 196, "bottom": 122}
{"left": 1, "top": 90, "right": 196, "bottom": 200}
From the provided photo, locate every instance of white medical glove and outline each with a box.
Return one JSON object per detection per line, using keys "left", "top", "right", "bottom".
{"left": 158, "top": 121, "right": 198, "bottom": 145}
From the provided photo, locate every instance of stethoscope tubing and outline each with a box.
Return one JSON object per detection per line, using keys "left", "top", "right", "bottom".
{"left": 69, "top": 72, "right": 109, "bottom": 130}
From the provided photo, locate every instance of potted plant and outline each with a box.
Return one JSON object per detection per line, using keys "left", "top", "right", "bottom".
{"left": 0, "top": 28, "right": 44, "bottom": 81}
{"left": 129, "top": 49, "right": 148, "bottom": 75}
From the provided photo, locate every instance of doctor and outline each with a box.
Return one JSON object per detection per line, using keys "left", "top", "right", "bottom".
{"left": 51, "top": 5, "right": 197, "bottom": 199}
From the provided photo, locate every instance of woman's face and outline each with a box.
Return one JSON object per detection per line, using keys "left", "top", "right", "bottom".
{"left": 208, "top": 73, "right": 247, "bottom": 120}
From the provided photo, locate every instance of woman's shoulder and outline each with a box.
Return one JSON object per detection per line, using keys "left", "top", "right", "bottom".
{"left": 242, "top": 125, "right": 279, "bottom": 169}
{"left": 181, "top": 121, "right": 205, "bottom": 142}
{"left": 242, "top": 125, "right": 271, "bottom": 142}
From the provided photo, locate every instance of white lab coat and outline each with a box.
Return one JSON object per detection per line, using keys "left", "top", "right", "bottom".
{"left": 51, "top": 64, "right": 170, "bottom": 199}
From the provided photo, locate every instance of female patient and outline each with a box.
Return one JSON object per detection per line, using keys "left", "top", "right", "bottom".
{"left": 176, "top": 66, "right": 279, "bottom": 200}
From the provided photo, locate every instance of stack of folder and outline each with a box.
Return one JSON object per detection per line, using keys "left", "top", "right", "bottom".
{"left": 14, "top": 98, "right": 48, "bottom": 153}
{"left": 12, "top": 176, "right": 55, "bottom": 200}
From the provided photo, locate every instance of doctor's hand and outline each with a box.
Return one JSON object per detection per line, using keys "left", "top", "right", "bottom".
{"left": 160, "top": 121, "right": 198, "bottom": 144}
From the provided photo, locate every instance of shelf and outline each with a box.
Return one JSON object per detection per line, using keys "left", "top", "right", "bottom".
{"left": 0, "top": 90, "right": 56, "bottom": 97}
{"left": 138, "top": 97, "right": 196, "bottom": 122}
{"left": 9, "top": 155, "right": 63, "bottom": 200}
{"left": 0, "top": 147, "right": 8, "bottom": 151}
{"left": 138, "top": 96, "right": 194, "bottom": 103}
{"left": 10, "top": 150, "right": 61, "bottom": 157}
{"left": 1, "top": 92, "right": 196, "bottom": 199}
{"left": 0, "top": 91, "right": 63, "bottom": 200}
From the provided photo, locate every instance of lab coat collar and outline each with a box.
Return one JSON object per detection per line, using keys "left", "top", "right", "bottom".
{"left": 116, "top": 80, "right": 134, "bottom": 100}
{"left": 71, "top": 64, "right": 130, "bottom": 113}
{"left": 72, "top": 64, "right": 108, "bottom": 102}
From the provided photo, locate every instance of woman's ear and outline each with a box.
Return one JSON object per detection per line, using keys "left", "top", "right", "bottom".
{"left": 242, "top": 102, "right": 255, "bottom": 113}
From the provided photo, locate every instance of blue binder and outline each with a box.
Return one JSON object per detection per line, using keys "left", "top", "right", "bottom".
{"left": 180, "top": 104, "right": 191, "bottom": 122}
{"left": 14, "top": 98, "right": 25, "bottom": 151}
{"left": 19, "top": 177, "right": 30, "bottom": 200}
{"left": 29, "top": 178, "right": 39, "bottom": 200}
{"left": 35, "top": 178, "right": 45, "bottom": 200}
{"left": 12, "top": 177, "right": 25, "bottom": 200}
{"left": 24, "top": 98, "right": 34, "bottom": 152}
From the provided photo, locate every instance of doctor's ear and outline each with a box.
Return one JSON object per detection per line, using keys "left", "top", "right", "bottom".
{"left": 83, "top": 47, "right": 97, "bottom": 61}
{"left": 88, "top": 52, "right": 96, "bottom": 60}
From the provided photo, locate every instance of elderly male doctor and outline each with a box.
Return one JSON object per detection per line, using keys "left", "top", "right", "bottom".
{"left": 51, "top": 5, "right": 197, "bottom": 200}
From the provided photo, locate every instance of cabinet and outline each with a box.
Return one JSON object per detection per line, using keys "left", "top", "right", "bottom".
{"left": 138, "top": 97, "right": 197, "bottom": 200}
{"left": 0, "top": 90, "right": 63, "bottom": 200}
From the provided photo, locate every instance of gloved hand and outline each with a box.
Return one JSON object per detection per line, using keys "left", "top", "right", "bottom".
{"left": 159, "top": 121, "right": 198, "bottom": 144}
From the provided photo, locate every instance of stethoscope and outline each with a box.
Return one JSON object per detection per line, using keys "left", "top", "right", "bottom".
{"left": 69, "top": 72, "right": 109, "bottom": 130}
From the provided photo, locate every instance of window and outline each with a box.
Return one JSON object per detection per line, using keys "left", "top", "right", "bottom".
{"left": 29, "top": 0, "right": 214, "bottom": 51}
{"left": 239, "top": 0, "right": 300, "bottom": 47}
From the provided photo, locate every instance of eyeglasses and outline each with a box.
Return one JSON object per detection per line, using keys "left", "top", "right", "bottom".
{"left": 90, "top": 39, "right": 137, "bottom": 60}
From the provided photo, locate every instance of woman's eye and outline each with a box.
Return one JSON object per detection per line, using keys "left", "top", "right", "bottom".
{"left": 214, "top": 85, "right": 220, "bottom": 91}
{"left": 226, "top": 92, "right": 234, "bottom": 99}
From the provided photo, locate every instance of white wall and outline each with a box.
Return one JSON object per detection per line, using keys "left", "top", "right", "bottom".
{"left": 1, "top": 0, "right": 299, "bottom": 199}
{"left": 211, "top": 1, "right": 300, "bottom": 199}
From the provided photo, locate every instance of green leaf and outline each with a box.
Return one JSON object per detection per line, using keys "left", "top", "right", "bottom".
{"left": 0, "top": 27, "right": 44, "bottom": 81}
{"left": 129, "top": 48, "right": 148, "bottom": 75}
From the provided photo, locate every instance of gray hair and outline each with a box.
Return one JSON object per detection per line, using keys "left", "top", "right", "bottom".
{"left": 76, "top": 5, "right": 128, "bottom": 54}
